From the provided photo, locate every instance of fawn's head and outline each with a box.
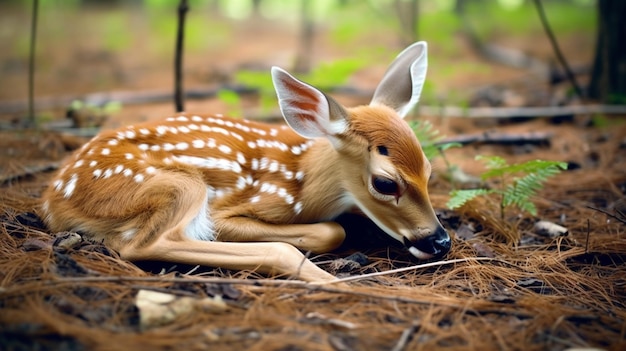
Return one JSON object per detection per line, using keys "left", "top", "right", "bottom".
{"left": 272, "top": 42, "right": 450, "bottom": 259}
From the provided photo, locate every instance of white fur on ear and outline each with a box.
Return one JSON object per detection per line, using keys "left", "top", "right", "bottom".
{"left": 370, "top": 41, "right": 428, "bottom": 119}
{"left": 271, "top": 66, "right": 347, "bottom": 138}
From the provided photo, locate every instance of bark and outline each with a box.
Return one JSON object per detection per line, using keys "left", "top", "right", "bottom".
{"left": 588, "top": 0, "right": 626, "bottom": 103}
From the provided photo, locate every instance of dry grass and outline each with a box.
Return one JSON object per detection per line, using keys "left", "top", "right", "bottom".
{"left": 1, "top": 118, "right": 625, "bottom": 351}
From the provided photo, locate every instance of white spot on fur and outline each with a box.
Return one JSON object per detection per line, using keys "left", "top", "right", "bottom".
{"left": 108, "top": 139, "right": 119, "bottom": 146}
{"left": 63, "top": 174, "right": 78, "bottom": 198}
{"left": 138, "top": 144, "right": 149, "bottom": 151}
{"left": 139, "top": 128, "right": 150, "bottom": 135}
{"left": 133, "top": 174, "right": 144, "bottom": 183}
{"left": 294, "top": 202, "right": 303, "bottom": 215}
{"left": 218, "top": 145, "right": 231, "bottom": 154}
{"left": 121, "top": 228, "right": 137, "bottom": 241}
{"left": 114, "top": 165, "right": 124, "bottom": 174}
{"left": 173, "top": 155, "right": 242, "bottom": 173}
{"left": 101, "top": 148, "right": 110, "bottom": 155}
{"left": 123, "top": 169, "right": 133, "bottom": 177}
{"left": 73, "top": 160, "right": 84, "bottom": 168}
{"left": 93, "top": 169, "right": 102, "bottom": 178}
{"left": 296, "top": 171, "right": 305, "bottom": 181}
{"left": 125, "top": 130, "right": 136, "bottom": 139}
{"left": 192, "top": 139, "right": 205, "bottom": 148}
{"left": 103, "top": 169, "right": 113, "bottom": 179}
{"left": 176, "top": 116, "right": 189, "bottom": 122}
{"left": 250, "top": 195, "right": 261, "bottom": 203}
{"left": 53, "top": 179, "right": 63, "bottom": 191}
{"left": 89, "top": 160, "right": 98, "bottom": 167}
{"left": 146, "top": 166, "right": 157, "bottom": 174}
{"left": 150, "top": 145, "right": 161, "bottom": 152}
{"left": 236, "top": 152, "right": 246, "bottom": 165}
{"left": 175, "top": 142, "right": 189, "bottom": 150}
{"left": 156, "top": 125, "right": 168, "bottom": 135}
{"left": 125, "top": 153, "right": 134, "bottom": 160}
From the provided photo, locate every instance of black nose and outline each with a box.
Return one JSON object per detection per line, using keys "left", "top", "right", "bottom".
{"left": 412, "top": 226, "right": 451, "bottom": 258}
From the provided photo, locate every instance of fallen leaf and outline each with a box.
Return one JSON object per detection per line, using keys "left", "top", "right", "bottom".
{"left": 135, "top": 289, "right": 227, "bottom": 330}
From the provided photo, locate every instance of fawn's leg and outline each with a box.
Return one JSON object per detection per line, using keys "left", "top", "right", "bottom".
{"left": 213, "top": 217, "right": 346, "bottom": 254}
{"left": 117, "top": 170, "right": 337, "bottom": 282}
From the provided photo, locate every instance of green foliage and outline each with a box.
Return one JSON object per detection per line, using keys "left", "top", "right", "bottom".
{"left": 409, "top": 120, "right": 459, "bottom": 161}
{"left": 447, "top": 155, "right": 568, "bottom": 217}
{"left": 302, "top": 59, "right": 365, "bottom": 88}
{"left": 216, "top": 89, "right": 243, "bottom": 117}
{"left": 466, "top": 0, "right": 595, "bottom": 38}
{"left": 591, "top": 114, "right": 626, "bottom": 128}
{"left": 447, "top": 188, "right": 493, "bottom": 210}
{"left": 230, "top": 59, "right": 366, "bottom": 114}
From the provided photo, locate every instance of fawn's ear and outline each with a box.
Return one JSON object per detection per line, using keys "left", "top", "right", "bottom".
{"left": 370, "top": 41, "right": 428, "bottom": 119}
{"left": 272, "top": 66, "right": 348, "bottom": 139}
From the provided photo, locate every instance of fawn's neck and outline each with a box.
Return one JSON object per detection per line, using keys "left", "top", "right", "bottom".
{"left": 295, "top": 138, "right": 357, "bottom": 222}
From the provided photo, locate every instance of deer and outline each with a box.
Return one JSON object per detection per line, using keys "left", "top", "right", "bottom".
{"left": 41, "top": 41, "right": 450, "bottom": 283}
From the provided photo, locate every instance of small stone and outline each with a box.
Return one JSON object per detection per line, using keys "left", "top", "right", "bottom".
{"left": 53, "top": 232, "right": 83, "bottom": 250}
{"left": 534, "top": 220, "right": 568, "bottom": 238}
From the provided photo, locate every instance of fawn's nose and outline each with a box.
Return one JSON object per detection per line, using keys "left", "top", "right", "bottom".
{"left": 404, "top": 226, "right": 451, "bottom": 260}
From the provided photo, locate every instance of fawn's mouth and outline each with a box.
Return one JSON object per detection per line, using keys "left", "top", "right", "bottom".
{"left": 403, "top": 226, "right": 451, "bottom": 260}
{"left": 404, "top": 238, "right": 435, "bottom": 260}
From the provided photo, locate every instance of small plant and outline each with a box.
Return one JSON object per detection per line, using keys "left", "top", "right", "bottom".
{"left": 409, "top": 120, "right": 459, "bottom": 161}
{"left": 409, "top": 120, "right": 461, "bottom": 187}
{"left": 447, "top": 155, "right": 567, "bottom": 218}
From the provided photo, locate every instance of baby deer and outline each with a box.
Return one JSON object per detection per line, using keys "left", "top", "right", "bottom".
{"left": 41, "top": 42, "right": 450, "bottom": 283}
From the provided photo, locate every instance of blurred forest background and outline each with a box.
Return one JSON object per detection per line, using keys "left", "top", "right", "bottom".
{"left": 0, "top": 0, "right": 614, "bottom": 129}
{"left": 2, "top": 2, "right": 626, "bottom": 350}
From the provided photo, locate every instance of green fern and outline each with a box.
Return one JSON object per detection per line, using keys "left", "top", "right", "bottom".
{"left": 447, "top": 189, "right": 493, "bottom": 210}
{"left": 447, "top": 155, "right": 567, "bottom": 217}
{"left": 409, "top": 120, "right": 460, "bottom": 161}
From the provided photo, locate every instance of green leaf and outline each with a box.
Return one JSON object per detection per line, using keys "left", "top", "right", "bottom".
{"left": 447, "top": 189, "right": 493, "bottom": 210}
{"left": 410, "top": 120, "right": 447, "bottom": 161}
{"left": 500, "top": 161, "right": 567, "bottom": 216}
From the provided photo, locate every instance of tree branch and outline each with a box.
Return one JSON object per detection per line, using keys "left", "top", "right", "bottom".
{"left": 174, "top": 0, "right": 189, "bottom": 112}
{"left": 533, "top": 0, "right": 585, "bottom": 99}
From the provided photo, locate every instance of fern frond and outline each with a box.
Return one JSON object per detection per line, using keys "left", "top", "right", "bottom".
{"left": 476, "top": 155, "right": 508, "bottom": 171}
{"left": 482, "top": 159, "right": 567, "bottom": 180}
{"left": 447, "top": 189, "right": 493, "bottom": 210}
{"left": 502, "top": 162, "right": 567, "bottom": 216}
{"left": 409, "top": 120, "right": 443, "bottom": 161}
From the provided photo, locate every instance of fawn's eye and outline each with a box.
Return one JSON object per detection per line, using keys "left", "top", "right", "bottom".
{"left": 372, "top": 176, "right": 398, "bottom": 196}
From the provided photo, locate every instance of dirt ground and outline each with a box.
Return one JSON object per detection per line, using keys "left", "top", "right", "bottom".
{"left": 1, "top": 3, "right": 625, "bottom": 351}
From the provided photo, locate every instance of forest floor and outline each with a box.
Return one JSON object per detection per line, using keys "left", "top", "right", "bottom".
{"left": 1, "top": 6, "right": 625, "bottom": 351}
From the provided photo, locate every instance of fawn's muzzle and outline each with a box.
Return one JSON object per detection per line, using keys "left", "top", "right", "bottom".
{"left": 404, "top": 226, "right": 451, "bottom": 260}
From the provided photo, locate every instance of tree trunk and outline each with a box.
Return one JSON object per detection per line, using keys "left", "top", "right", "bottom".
{"left": 588, "top": 0, "right": 626, "bottom": 103}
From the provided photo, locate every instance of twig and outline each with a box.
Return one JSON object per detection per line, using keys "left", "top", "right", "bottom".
{"left": 3, "top": 82, "right": 626, "bottom": 118}
{"left": 331, "top": 257, "right": 506, "bottom": 284}
{"left": 437, "top": 131, "right": 551, "bottom": 147}
{"left": 174, "top": 0, "right": 189, "bottom": 112}
{"left": 27, "top": 0, "right": 39, "bottom": 127}
{"left": 391, "top": 323, "right": 419, "bottom": 351}
{"left": 586, "top": 205, "right": 626, "bottom": 225}
{"left": 585, "top": 219, "right": 590, "bottom": 254}
{"left": 532, "top": 0, "right": 584, "bottom": 99}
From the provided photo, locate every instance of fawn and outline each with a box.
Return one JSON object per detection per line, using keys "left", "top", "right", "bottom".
{"left": 41, "top": 42, "right": 450, "bottom": 283}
